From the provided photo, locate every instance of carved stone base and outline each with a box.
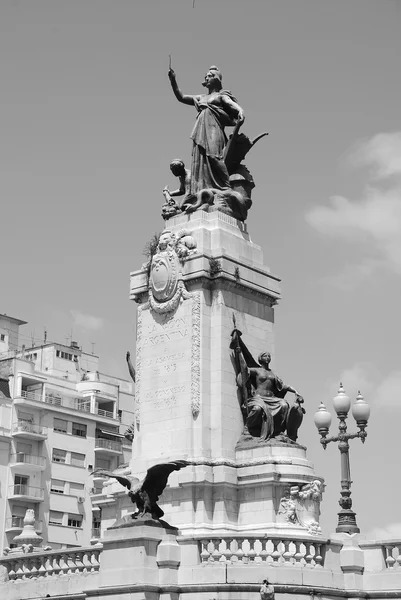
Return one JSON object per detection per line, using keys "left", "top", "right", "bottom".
{"left": 236, "top": 430, "right": 306, "bottom": 451}
{"left": 336, "top": 509, "right": 360, "bottom": 534}
{"left": 109, "top": 512, "right": 178, "bottom": 531}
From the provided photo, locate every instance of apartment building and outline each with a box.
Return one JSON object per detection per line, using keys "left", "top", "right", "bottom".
{"left": 0, "top": 314, "right": 134, "bottom": 552}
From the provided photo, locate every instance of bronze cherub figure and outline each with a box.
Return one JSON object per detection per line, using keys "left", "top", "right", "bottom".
{"left": 91, "top": 460, "right": 189, "bottom": 520}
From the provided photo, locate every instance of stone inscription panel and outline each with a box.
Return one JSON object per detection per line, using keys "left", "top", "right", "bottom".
{"left": 138, "top": 301, "right": 193, "bottom": 413}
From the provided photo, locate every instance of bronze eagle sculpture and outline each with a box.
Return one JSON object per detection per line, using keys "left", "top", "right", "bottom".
{"left": 91, "top": 460, "right": 189, "bottom": 520}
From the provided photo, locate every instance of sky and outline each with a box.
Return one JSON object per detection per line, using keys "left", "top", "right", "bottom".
{"left": 1, "top": 0, "right": 400, "bottom": 538}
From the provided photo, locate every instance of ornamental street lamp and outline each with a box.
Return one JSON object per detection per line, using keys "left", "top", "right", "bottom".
{"left": 314, "top": 384, "right": 370, "bottom": 534}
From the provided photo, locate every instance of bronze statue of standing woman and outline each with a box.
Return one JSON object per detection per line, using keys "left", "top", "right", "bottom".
{"left": 168, "top": 65, "right": 244, "bottom": 196}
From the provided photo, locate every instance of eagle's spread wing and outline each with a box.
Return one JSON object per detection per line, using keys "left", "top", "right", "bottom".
{"left": 141, "top": 460, "right": 189, "bottom": 500}
{"left": 91, "top": 468, "right": 139, "bottom": 490}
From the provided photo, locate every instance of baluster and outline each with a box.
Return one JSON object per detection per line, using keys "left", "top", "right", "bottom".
{"left": 248, "top": 538, "right": 257, "bottom": 562}
{"left": 259, "top": 538, "right": 268, "bottom": 562}
{"left": 222, "top": 538, "right": 233, "bottom": 562}
{"left": 91, "top": 547, "right": 102, "bottom": 571}
{"left": 8, "top": 559, "right": 16, "bottom": 580}
{"left": 200, "top": 539, "right": 211, "bottom": 562}
{"left": 293, "top": 540, "right": 304, "bottom": 564}
{"left": 282, "top": 540, "right": 293, "bottom": 564}
{"left": 211, "top": 538, "right": 222, "bottom": 562}
{"left": 30, "top": 556, "right": 40, "bottom": 577}
{"left": 81, "top": 551, "right": 89, "bottom": 573}
{"left": 15, "top": 558, "right": 24, "bottom": 579}
{"left": 60, "top": 553, "right": 69, "bottom": 575}
{"left": 21, "top": 556, "right": 32, "bottom": 579}
{"left": 314, "top": 543, "right": 323, "bottom": 568}
{"left": 304, "top": 542, "right": 314, "bottom": 566}
{"left": 271, "top": 539, "right": 281, "bottom": 563}
{"left": 52, "top": 555, "right": 62, "bottom": 577}
{"left": 242, "top": 538, "right": 250, "bottom": 564}
{"left": 235, "top": 538, "right": 245, "bottom": 563}
{"left": 396, "top": 545, "right": 401, "bottom": 569}
{"left": 385, "top": 546, "right": 396, "bottom": 569}
{"left": 38, "top": 555, "right": 48, "bottom": 577}
{"left": 70, "top": 551, "right": 78, "bottom": 573}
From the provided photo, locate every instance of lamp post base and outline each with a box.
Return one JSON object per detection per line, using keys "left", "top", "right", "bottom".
{"left": 336, "top": 509, "right": 360, "bottom": 534}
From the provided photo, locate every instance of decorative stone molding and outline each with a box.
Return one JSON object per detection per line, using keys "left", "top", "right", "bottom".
{"left": 148, "top": 229, "right": 197, "bottom": 315}
{"left": 134, "top": 304, "right": 144, "bottom": 426}
{"left": 190, "top": 292, "right": 201, "bottom": 417}
{"left": 279, "top": 481, "right": 324, "bottom": 536}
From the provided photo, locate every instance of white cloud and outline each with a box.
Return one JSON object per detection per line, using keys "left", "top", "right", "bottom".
{"left": 349, "top": 132, "right": 401, "bottom": 180}
{"left": 70, "top": 310, "right": 104, "bottom": 332}
{"left": 326, "top": 364, "right": 401, "bottom": 411}
{"left": 322, "top": 259, "right": 382, "bottom": 291}
{"left": 365, "top": 522, "right": 401, "bottom": 541}
{"left": 306, "top": 131, "right": 401, "bottom": 280}
{"left": 376, "top": 371, "right": 401, "bottom": 408}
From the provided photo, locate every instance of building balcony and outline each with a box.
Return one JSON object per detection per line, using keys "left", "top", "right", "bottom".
{"left": 96, "top": 407, "right": 115, "bottom": 420}
{"left": 8, "top": 484, "right": 45, "bottom": 502}
{"left": 94, "top": 438, "right": 122, "bottom": 455}
{"left": 12, "top": 421, "right": 48, "bottom": 440}
{"left": 10, "top": 453, "right": 46, "bottom": 471}
{"left": 14, "top": 390, "right": 118, "bottom": 422}
{"left": 5, "top": 516, "right": 43, "bottom": 533}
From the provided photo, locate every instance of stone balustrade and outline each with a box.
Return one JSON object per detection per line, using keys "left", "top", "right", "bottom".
{"left": 0, "top": 545, "right": 102, "bottom": 580}
{"left": 383, "top": 542, "right": 401, "bottom": 569}
{"left": 199, "top": 535, "right": 326, "bottom": 567}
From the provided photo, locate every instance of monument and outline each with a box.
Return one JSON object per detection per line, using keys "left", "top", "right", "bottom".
{"left": 124, "top": 65, "right": 325, "bottom": 539}
{"left": 0, "top": 63, "right": 399, "bottom": 600}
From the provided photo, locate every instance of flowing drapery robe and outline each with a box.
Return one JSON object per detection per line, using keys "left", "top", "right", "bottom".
{"left": 190, "top": 93, "right": 237, "bottom": 194}
{"left": 246, "top": 374, "right": 291, "bottom": 440}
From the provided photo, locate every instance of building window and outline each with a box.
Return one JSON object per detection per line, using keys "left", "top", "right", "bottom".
{"left": 17, "top": 411, "right": 34, "bottom": 423}
{"left": 52, "top": 448, "right": 67, "bottom": 464}
{"left": 56, "top": 350, "right": 73, "bottom": 361}
{"left": 50, "top": 479, "right": 65, "bottom": 494}
{"left": 72, "top": 422, "right": 87, "bottom": 438}
{"left": 69, "top": 482, "right": 85, "bottom": 496}
{"left": 70, "top": 452, "right": 85, "bottom": 468}
{"left": 53, "top": 418, "right": 68, "bottom": 433}
{"left": 0, "top": 334, "right": 5, "bottom": 341}
{"left": 49, "top": 511, "right": 63, "bottom": 525}
{"left": 67, "top": 514, "right": 83, "bottom": 528}
{"left": 16, "top": 442, "right": 32, "bottom": 455}
{"left": 95, "top": 457, "right": 111, "bottom": 470}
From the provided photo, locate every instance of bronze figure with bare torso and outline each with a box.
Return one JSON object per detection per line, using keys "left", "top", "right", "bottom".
{"left": 230, "top": 328, "right": 305, "bottom": 443}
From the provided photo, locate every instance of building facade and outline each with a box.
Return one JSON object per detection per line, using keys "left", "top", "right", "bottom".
{"left": 0, "top": 313, "right": 134, "bottom": 553}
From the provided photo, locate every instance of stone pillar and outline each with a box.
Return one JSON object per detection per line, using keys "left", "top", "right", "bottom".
{"left": 99, "top": 518, "right": 180, "bottom": 592}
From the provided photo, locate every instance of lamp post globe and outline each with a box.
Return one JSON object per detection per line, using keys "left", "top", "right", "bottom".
{"left": 314, "top": 402, "right": 332, "bottom": 436}
{"left": 352, "top": 391, "right": 370, "bottom": 424}
{"left": 333, "top": 383, "right": 351, "bottom": 416}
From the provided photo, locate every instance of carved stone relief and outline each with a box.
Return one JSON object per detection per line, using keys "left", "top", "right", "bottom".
{"left": 278, "top": 480, "right": 324, "bottom": 535}
{"left": 148, "top": 229, "right": 197, "bottom": 315}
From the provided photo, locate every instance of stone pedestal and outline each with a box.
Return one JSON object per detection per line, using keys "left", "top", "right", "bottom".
{"left": 99, "top": 518, "right": 180, "bottom": 593}
{"left": 129, "top": 210, "right": 324, "bottom": 537}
